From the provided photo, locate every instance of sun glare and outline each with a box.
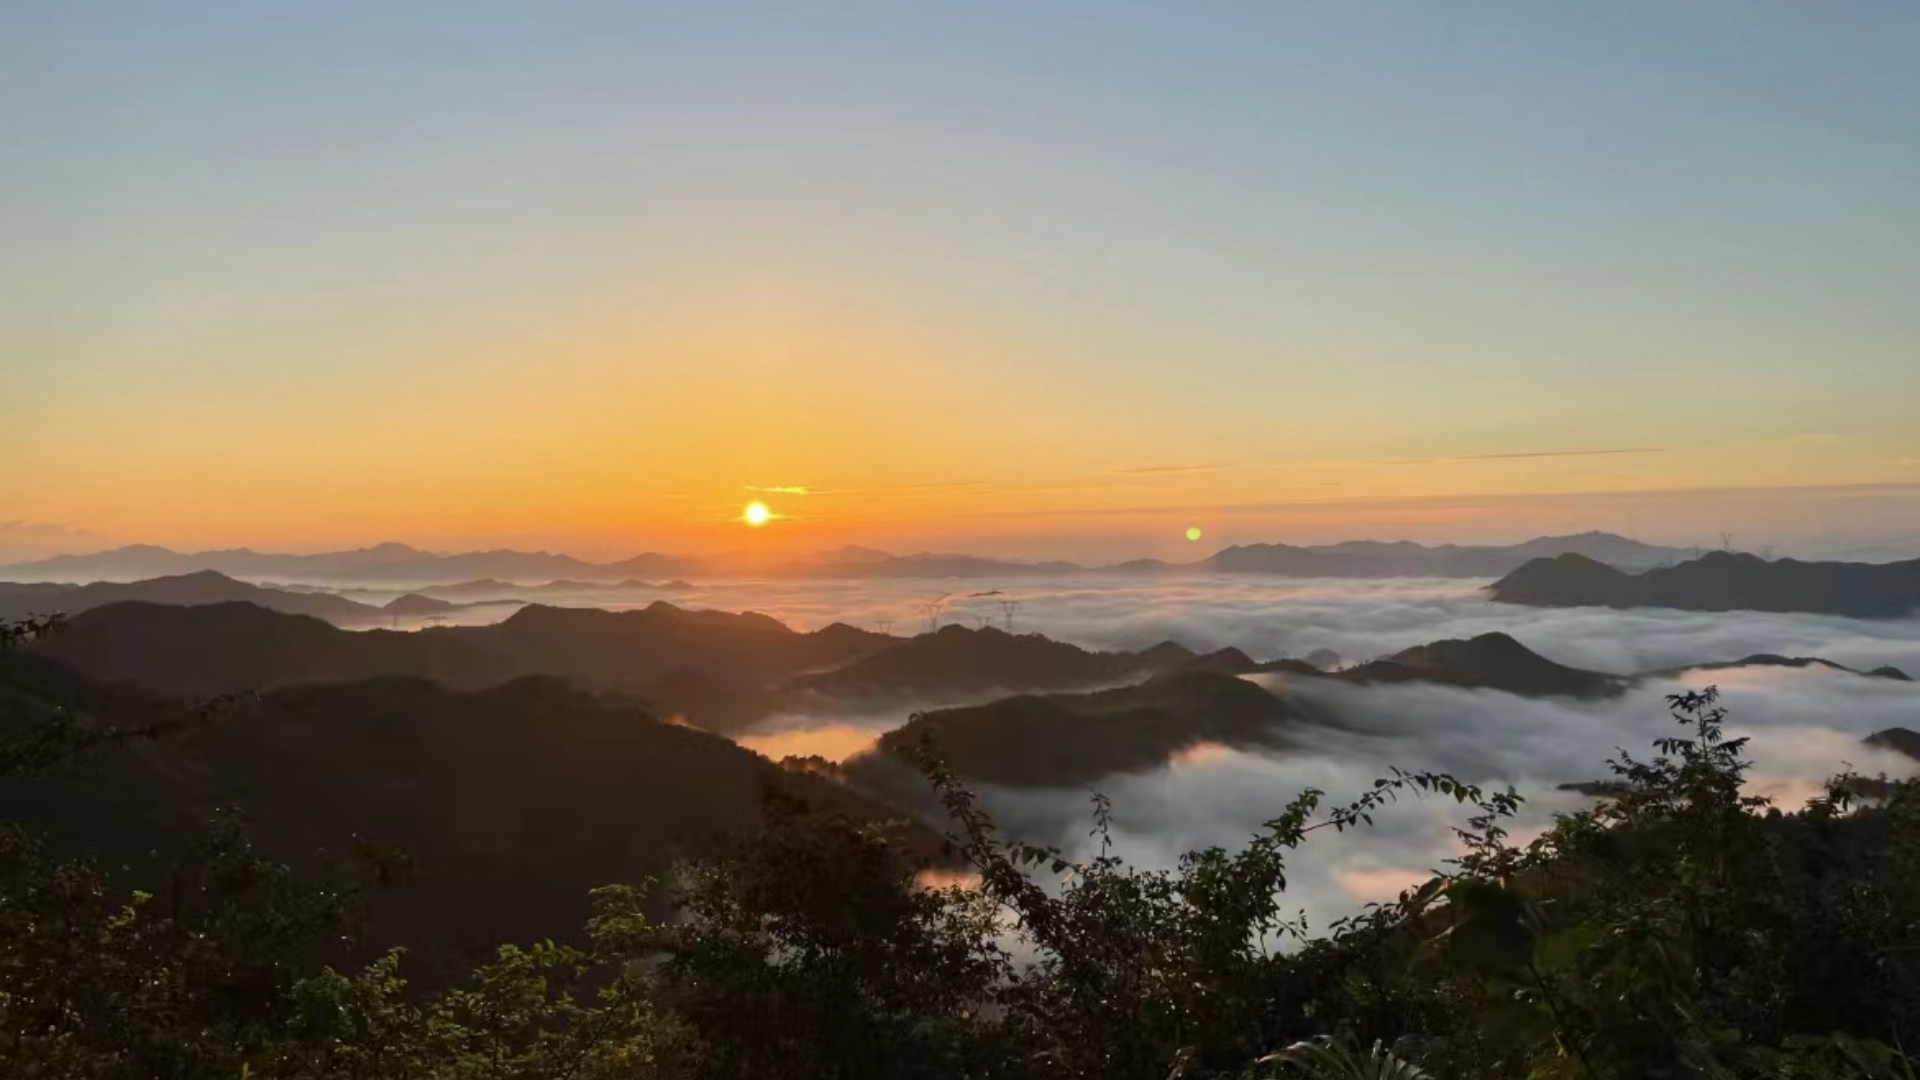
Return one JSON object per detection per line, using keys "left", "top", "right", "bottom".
{"left": 743, "top": 501, "right": 772, "bottom": 527}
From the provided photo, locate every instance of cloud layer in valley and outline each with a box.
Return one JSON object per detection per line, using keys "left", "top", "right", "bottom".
{"left": 585, "top": 573, "right": 1920, "bottom": 676}
{"left": 330, "top": 571, "right": 1920, "bottom": 929}
{"left": 975, "top": 665, "right": 1920, "bottom": 936}
{"left": 639, "top": 574, "right": 1920, "bottom": 932}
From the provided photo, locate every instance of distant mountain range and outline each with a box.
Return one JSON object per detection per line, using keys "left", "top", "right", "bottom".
{"left": 0, "top": 531, "right": 1695, "bottom": 585}
{"left": 0, "top": 542, "right": 705, "bottom": 586}
{"left": 847, "top": 632, "right": 1617, "bottom": 789}
{"left": 849, "top": 631, "right": 1913, "bottom": 789}
{"left": 1117, "top": 531, "right": 1691, "bottom": 578}
{"left": 1490, "top": 551, "right": 1920, "bottom": 618}
{"left": 0, "top": 570, "right": 519, "bottom": 627}
{"left": 31, "top": 599, "right": 895, "bottom": 701}
{"left": 31, "top": 597, "right": 1908, "bottom": 791}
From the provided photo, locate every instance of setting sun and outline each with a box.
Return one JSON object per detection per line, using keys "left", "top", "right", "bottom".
{"left": 743, "top": 501, "right": 772, "bottom": 527}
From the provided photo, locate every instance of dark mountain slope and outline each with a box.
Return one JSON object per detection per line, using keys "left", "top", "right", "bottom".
{"left": 0, "top": 665, "right": 930, "bottom": 982}
{"left": 1482, "top": 554, "right": 1637, "bottom": 607}
{"left": 30, "top": 600, "right": 892, "bottom": 705}
{"left": 1657, "top": 655, "right": 1913, "bottom": 681}
{"left": 794, "top": 622, "right": 1182, "bottom": 699}
{"left": 35, "top": 602, "right": 505, "bottom": 697}
{"left": 789, "top": 624, "right": 1188, "bottom": 701}
{"left": 1490, "top": 551, "right": 1920, "bottom": 617}
{"left": 0, "top": 649, "right": 178, "bottom": 733}
{"left": 1339, "top": 632, "right": 1626, "bottom": 699}
{"left": 459, "top": 602, "right": 892, "bottom": 691}
{"left": 1203, "top": 544, "right": 1391, "bottom": 576}
{"left": 0, "top": 570, "right": 380, "bottom": 625}
{"left": 857, "top": 670, "right": 1297, "bottom": 787}
{"left": 1865, "top": 727, "right": 1920, "bottom": 761}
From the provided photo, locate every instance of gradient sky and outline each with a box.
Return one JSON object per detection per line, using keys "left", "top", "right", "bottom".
{"left": 5, "top": 2, "right": 1919, "bottom": 561}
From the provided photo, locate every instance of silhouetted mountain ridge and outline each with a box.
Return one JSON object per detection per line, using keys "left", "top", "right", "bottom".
{"left": 0, "top": 570, "right": 384, "bottom": 625}
{"left": 856, "top": 669, "right": 1299, "bottom": 787}
{"left": 1865, "top": 727, "right": 1920, "bottom": 761}
{"left": 788, "top": 624, "right": 1192, "bottom": 701}
{"left": 1490, "top": 551, "right": 1920, "bottom": 617}
{"left": 1341, "top": 632, "right": 1627, "bottom": 699}
{"left": 0, "top": 660, "right": 935, "bottom": 983}
{"left": 3, "top": 530, "right": 1693, "bottom": 585}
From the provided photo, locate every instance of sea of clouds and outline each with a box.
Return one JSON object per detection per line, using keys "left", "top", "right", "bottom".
{"left": 610, "top": 573, "right": 1920, "bottom": 675}
{"left": 980, "top": 666, "right": 1920, "bottom": 932}
{"left": 669, "top": 573, "right": 1920, "bottom": 930}
{"left": 369, "top": 571, "right": 1920, "bottom": 931}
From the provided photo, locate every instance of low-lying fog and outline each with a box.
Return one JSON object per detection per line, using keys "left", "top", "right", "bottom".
{"left": 369, "top": 572, "right": 1920, "bottom": 931}
{"left": 982, "top": 666, "right": 1920, "bottom": 934}
{"left": 364, "top": 573, "right": 1920, "bottom": 673}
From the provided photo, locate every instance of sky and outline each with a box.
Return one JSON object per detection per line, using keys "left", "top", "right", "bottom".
{"left": 5, "top": 2, "right": 1919, "bottom": 562}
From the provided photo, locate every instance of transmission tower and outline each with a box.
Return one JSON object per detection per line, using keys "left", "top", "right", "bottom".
{"left": 997, "top": 598, "right": 1021, "bottom": 632}
{"left": 916, "top": 593, "right": 952, "bottom": 632}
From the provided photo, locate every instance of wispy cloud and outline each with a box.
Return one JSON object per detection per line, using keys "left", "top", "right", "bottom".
{"left": 959, "top": 480, "right": 1920, "bottom": 522}
{"left": 1384, "top": 447, "right": 1669, "bottom": 465}
{"left": 1109, "top": 463, "right": 1239, "bottom": 476}
{"left": 745, "top": 485, "right": 817, "bottom": 496}
{"left": 0, "top": 520, "right": 109, "bottom": 562}
{"left": 0, "top": 520, "right": 94, "bottom": 542}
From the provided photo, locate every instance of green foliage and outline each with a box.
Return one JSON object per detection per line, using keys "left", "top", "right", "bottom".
{"left": 655, "top": 791, "right": 1006, "bottom": 1077}
{"left": 3, "top": 615, "right": 1918, "bottom": 1079}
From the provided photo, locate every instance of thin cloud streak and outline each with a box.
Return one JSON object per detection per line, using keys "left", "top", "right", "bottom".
{"left": 958, "top": 481, "right": 1920, "bottom": 522}
{"left": 1109, "top": 463, "right": 1242, "bottom": 476}
{"left": 1384, "top": 447, "right": 1670, "bottom": 465}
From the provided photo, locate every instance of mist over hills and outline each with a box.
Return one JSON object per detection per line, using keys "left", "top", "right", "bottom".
{"left": 858, "top": 670, "right": 1301, "bottom": 788}
{"left": 0, "top": 570, "right": 524, "bottom": 628}
{"left": 849, "top": 632, "right": 1636, "bottom": 789}
{"left": 33, "top": 602, "right": 506, "bottom": 698}
{"left": 1, "top": 530, "right": 1694, "bottom": 585}
{"left": 31, "top": 595, "right": 1909, "bottom": 795}
{"left": 31, "top": 600, "right": 895, "bottom": 701}
{"left": 1339, "top": 632, "right": 1626, "bottom": 699}
{"left": 0, "top": 569, "right": 386, "bottom": 625}
{"left": 787, "top": 623, "right": 1193, "bottom": 702}
{"left": 7, "top": 571, "right": 1916, "bottom": 998}
{"left": 1491, "top": 550, "right": 1920, "bottom": 617}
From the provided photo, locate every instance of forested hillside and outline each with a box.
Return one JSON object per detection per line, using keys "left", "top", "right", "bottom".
{"left": 3, "top": 614, "right": 1918, "bottom": 1079}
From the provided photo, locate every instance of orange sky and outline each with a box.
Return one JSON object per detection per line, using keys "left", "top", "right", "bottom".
{"left": 9, "top": 275, "right": 1919, "bottom": 560}
{"left": 8, "top": 5, "right": 1920, "bottom": 563}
